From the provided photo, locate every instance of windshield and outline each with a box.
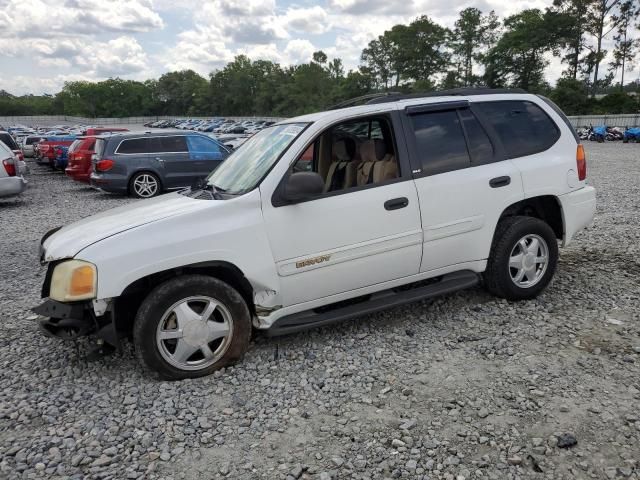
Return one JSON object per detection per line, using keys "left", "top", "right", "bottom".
{"left": 206, "top": 123, "right": 307, "bottom": 194}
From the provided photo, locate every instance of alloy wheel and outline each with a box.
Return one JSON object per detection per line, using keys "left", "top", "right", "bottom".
{"left": 156, "top": 296, "right": 233, "bottom": 371}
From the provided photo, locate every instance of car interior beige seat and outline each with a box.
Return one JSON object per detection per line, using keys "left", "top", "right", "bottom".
{"left": 324, "top": 137, "right": 358, "bottom": 192}
{"left": 357, "top": 139, "right": 397, "bottom": 186}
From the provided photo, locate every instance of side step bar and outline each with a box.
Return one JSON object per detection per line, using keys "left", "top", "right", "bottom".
{"left": 267, "top": 270, "right": 479, "bottom": 337}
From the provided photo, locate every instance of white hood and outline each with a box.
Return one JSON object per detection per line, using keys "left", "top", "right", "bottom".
{"left": 42, "top": 193, "right": 215, "bottom": 261}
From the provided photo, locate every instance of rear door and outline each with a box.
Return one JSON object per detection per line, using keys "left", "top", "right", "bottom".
{"left": 148, "top": 135, "right": 192, "bottom": 188}
{"left": 186, "top": 135, "right": 227, "bottom": 177}
{"left": 402, "top": 102, "right": 524, "bottom": 273}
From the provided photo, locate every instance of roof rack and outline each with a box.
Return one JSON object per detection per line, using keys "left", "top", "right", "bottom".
{"left": 331, "top": 87, "right": 528, "bottom": 109}
{"left": 328, "top": 92, "right": 403, "bottom": 110}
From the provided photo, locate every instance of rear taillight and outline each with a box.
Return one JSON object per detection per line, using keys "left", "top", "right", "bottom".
{"left": 95, "top": 159, "right": 114, "bottom": 172}
{"left": 576, "top": 144, "right": 586, "bottom": 181}
{"left": 2, "top": 159, "right": 16, "bottom": 176}
{"left": 41, "top": 145, "right": 50, "bottom": 152}
{"left": 13, "top": 150, "right": 24, "bottom": 161}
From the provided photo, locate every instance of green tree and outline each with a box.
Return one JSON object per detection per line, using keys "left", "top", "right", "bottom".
{"left": 450, "top": 8, "right": 500, "bottom": 86}
{"left": 609, "top": 0, "right": 640, "bottom": 89}
{"left": 586, "top": 0, "right": 623, "bottom": 94}
{"left": 484, "top": 9, "right": 560, "bottom": 91}
{"left": 549, "top": 0, "right": 592, "bottom": 80}
{"left": 156, "top": 70, "right": 209, "bottom": 115}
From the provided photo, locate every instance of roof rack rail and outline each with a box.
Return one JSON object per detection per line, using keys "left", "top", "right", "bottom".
{"left": 328, "top": 92, "right": 403, "bottom": 110}
{"left": 330, "top": 87, "right": 528, "bottom": 110}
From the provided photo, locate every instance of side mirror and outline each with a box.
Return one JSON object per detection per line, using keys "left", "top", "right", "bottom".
{"left": 282, "top": 172, "right": 324, "bottom": 203}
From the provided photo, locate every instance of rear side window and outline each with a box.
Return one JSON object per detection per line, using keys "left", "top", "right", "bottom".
{"left": 475, "top": 101, "right": 560, "bottom": 158}
{"left": 149, "top": 136, "right": 188, "bottom": 153}
{"left": 458, "top": 109, "right": 494, "bottom": 165}
{"left": 0, "top": 133, "right": 19, "bottom": 150}
{"left": 409, "top": 110, "right": 470, "bottom": 176}
{"left": 68, "top": 140, "right": 81, "bottom": 153}
{"left": 116, "top": 138, "right": 149, "bottom": 154}
{"left": 187, "top": 135, "right": 220, "bottom": 153}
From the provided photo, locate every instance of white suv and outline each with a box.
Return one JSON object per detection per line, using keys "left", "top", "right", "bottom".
{"left": 33, "top": 89, "right": 596, "bottom": 379}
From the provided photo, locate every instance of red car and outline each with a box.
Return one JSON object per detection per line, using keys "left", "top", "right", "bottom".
{"left": 65, "top": 136, "right": 99, "bottom": 183}
{"left": 35, "top": 136, "right": 77, "bottom": 167}
{"left": 84, "top": 127, "right": 129, "bottom": 136}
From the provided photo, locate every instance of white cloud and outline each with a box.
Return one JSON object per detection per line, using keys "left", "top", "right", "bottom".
{"left": 283, "top": 39, "right": 316, "bottom": 64}
{"left": 2, "top": 0, "right": 640, "bottom": 95}
{"left": 284, "top": 6, "right": 331, "bottom": 35}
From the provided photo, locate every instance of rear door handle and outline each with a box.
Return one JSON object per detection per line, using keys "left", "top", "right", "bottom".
{"left": 489, "top": 176, "right": 511, "bottom": 188}
{"left": 384, "top": 197, "right": 409, "bottom": 211}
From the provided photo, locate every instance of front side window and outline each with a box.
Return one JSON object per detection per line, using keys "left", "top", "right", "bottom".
{"left": 290, "top": 115, "right": 399, "bottom": 194}
{"left": 475, "top": 100, "right": 560, "bottom": 158}
{"left": 187, "top": 135, "right": 220, "bottom": 154}
{"left": 117, "top": 138, "right": 149, "bottom": 154}
{"left": 409, "top": 110, "right": 470, "bottom": 176}
{"left": 206, "top": 123, "right": 307, "bottom": 194}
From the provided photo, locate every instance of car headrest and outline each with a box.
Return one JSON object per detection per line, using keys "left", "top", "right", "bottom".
{"left": 333, "top": 137, "right": 356, "bottom": 162}
{"left": 360, "top": 139, "right": 387, "bottom": 162}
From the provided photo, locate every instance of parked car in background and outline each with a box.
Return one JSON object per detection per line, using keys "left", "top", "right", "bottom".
{"left": 65, "top": 136, "right": 99, "bottom": 183}
{"left": 35, "top": 135, "right": 77, "bottom": 167}
{"left": 21, "top": 135, "right": 45, "bottom": 157}
{"left": 84, "top": 127, "right": 129, "bottom": 136}
{"left": 90, "top": 132, "right": 230, "bottom": 198}
{"left": 0, "top": 131, "right": 25, "bottom": 162}
{"left": 0, "top": 141, "right": 27, "bottom": 198}
{"left": 53, "top": 145, "right": 70, "bottom": 170}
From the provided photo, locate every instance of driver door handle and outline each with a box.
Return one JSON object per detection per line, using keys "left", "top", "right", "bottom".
{"left": 489, "top": 176, "right": 511, "bottom": 188}
{"left": 384, "top": 197, "right": 409, "bottom": 211}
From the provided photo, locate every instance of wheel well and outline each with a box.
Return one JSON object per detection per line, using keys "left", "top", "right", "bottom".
{"left": 498, "top": 196, "right": 564, "bottom": 240}
{"left": 113, "top": 262, "right": 254, "bottom": 335}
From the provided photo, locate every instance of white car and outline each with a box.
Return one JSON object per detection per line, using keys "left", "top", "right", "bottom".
{"left": 21, "top": 135, "right": 44, "bottom": 157}
{"left": 0, "top": 141, "right": 27, "bottom": 197}
{"left": 34, "top": 89, "right": 596, "bottom": 379}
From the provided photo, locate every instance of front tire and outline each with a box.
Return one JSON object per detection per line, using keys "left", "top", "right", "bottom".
{"left": 133, "top": 275, "right": 252, "bottom": 380}
{"left": 484, "top": 216, "right": 558, "bottom": 301}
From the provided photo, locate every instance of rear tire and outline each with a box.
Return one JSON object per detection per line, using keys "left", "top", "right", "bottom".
{"left": 133, "top": 275, "right": 252, "bottom": 380}
{"left": 484, "top": 216, "right": 558, "bottom": 301}
{"left": 129, "top": 171, "right": 161, "bottom": 198}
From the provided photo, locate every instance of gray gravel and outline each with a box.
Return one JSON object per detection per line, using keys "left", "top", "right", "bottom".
{"left": 1, "top": 143, "right": 639, "bottom": 480}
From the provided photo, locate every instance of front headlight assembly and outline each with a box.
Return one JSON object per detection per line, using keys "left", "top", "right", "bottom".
{"left": 49, "top": 260, "right": 97, "bottom": 302}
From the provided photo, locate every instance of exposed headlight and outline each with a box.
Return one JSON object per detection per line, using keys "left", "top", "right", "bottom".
{"left": 50, "top": 260, "right": 97, "bottom": 302}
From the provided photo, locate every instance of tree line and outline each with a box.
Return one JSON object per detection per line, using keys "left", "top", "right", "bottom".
{"left": 2, "top": 1, "right": 640, "bottom": 119}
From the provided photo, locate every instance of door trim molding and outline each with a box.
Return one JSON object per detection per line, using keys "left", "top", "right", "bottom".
{"left": 277, "top": 229, "right": 423, "bottom": 277}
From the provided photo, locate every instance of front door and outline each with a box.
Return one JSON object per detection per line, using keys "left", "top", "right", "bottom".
{"left": 402, "top": 104, "right": 524, "bottom": 273}
{"left": 261, "top": 114, "right": 423, "bottom": 308}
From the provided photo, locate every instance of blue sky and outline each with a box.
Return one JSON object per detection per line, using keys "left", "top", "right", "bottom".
{"left": 0, "top": 0, "right": 637, "bottom": 95}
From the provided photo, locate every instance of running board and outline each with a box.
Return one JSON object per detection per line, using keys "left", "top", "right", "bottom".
{"left": 267, "top": 270, "right": 479, "bottom": 337}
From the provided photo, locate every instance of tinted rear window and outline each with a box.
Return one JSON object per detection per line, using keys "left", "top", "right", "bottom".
{"left": 458, "top": 109, "right": 494, "bottom": 165}
{"left": 149, "top": 136, "right": 188, "bottom": 153}
{"left": 475, "top": 101, "right": 560, "bottom": 158}
{"left": 116, "top": 138, "right": 150, "bottom": 154}
{"left": 26, "top": 137, "right": 43, "bottom": 145}
{"left": 409, "top": 109, "right": 470, "bottom": 176}
{"left": 0, "top": 133, "right": 19, "bottom": 150}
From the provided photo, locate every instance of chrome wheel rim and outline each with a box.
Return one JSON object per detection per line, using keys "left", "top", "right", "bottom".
{"left": 156, "top": 296, "right": 233, "bottom": 371}
{"left": 508, "top": 234, "right": 549, "bottom": 288}
{"left": 133, "top": 174, "right": 158, "bottom": 197}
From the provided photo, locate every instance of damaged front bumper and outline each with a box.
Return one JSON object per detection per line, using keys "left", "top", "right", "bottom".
{"left": 32, "top": 298, "right": 119, "bottom": 346}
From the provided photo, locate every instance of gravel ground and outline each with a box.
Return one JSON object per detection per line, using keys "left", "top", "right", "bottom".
{"left": 1, "top": 143, "right": 639, "bottom": 480}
